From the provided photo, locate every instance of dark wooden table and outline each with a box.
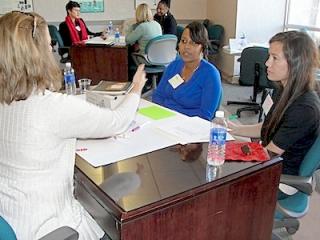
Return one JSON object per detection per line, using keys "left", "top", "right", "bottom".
{"left": 74, "top": 144, "right": 282, "bottom": 240}
{"left": 70, "top": 45, "right": 128, "bottom": 85}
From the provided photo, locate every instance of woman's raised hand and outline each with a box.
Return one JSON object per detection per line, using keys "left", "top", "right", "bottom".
{"left": 131, "top": 64, "right": 147, "bottom": 94}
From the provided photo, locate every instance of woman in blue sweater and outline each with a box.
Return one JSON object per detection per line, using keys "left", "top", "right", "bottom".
{"left": 152, "top": 21, "right": 222, "bottom": 121}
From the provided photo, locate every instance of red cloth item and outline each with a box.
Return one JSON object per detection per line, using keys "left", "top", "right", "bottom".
{"left": 65, "top": 16, "right": 88, "bottom": 44}
{"left": 225, "top": 142, "right": 270, "bottom": 162}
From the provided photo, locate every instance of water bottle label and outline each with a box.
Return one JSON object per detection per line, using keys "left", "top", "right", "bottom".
{"left": 64, "top": 74, "right": 75, "bottom": 84}
{"left": 209, "top": 128, "right": 226, "bottom": 145}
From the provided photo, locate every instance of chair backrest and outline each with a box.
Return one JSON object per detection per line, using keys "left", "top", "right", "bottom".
{"left": 239, "top": 46, "right": 273, "bottom": 89}
{"left": 0, "top": 216, "right": 16, "bottom": 240}
{"left": 299, "top": 135, "right": 320, "bottom": 177}
{"left": 207, "top": 24, "right": 224, "bottom": 42}
{"left": 176, "top": 25, "right": 184, "bottom": 43}
{"left": 145, "top": 34, "right": 178, "bottom": 66}
{"left": 48, "top": 25, "right": 65, "bottom": 48}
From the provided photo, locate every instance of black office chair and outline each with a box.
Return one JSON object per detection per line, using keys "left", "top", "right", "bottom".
{"left": 48, "top": 25, "right": 70, "bottom": 63}
{"left": 227, "top": 46, "right": 275, "bottom": 122}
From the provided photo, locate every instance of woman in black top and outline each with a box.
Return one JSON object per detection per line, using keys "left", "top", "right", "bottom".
{"left": 229, "top": 31, "right": 320, "bottom": 175}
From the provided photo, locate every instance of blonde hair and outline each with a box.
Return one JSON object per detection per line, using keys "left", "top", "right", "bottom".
{"left": 135, "top": 3, "right": 153, "bottom": 23}
{"left": 0, "top": 11, "right": 62, "bottom": 104}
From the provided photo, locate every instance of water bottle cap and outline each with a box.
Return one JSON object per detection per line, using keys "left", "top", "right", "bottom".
{"left": 65, "top": 62, "right": 71, "bottom": 68}
{"left": 215, "top": 111, "right": 224, "bottom": 118}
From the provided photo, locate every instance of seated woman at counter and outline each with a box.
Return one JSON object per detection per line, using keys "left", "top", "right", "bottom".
{"left": 0, "top": 11, "right": 146, "bottom": 240}
{"left": 229, "top": 31, "right": 320, "bottom": 176}
{"left": 125, "top": 3, "right": 162, "bottom": 54}
{"left": 59, "top": 1, "right": 102, "bottom": 46}
{"left": 152, "top": 21, "right": 222, "bottom": 121}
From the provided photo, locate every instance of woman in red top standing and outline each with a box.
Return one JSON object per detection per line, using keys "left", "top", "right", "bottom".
{"left": 59, "top": 1, "right": 102, "bottom": 46}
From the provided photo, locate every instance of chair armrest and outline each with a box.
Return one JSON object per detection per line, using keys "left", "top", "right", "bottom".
{"left": 280, "top": 174, "right": 313, "bottom": 195}
{"left": 131, "top": 52, "right": 149, "bottom": 66}
{"left": 38, "top": 226, "right": 79, "bottom": 240}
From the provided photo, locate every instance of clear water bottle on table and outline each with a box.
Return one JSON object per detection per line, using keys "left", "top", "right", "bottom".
{"left": 107, "top": 21, "right": 113, "bottom": 35}
{"left": 114, "top": 28, "right": 120, "bottom": 43}
{"left": 207, "top": 110, "right": 227, "bottom": 166}
{"left": 64, "top": 62, "right": 76, "bottom": 95}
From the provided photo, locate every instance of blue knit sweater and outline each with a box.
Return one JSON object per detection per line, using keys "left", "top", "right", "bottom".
{"left": 152, "top": 58, "right": 222, "bottom": 120}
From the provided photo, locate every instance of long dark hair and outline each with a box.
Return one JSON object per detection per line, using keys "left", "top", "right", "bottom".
{"left": 185, "top": 21, "right": 210, "bottom": 59}
{"left": 263, "top": 31, "right": 319, "bottom": 140}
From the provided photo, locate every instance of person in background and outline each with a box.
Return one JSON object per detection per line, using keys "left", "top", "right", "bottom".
{"left": 152, "top": 21, "right": 222, "bottom": 121}
{"left": 59, "top": 1, "right": 102, "bottom": 46}
{"left": 154, "top": 0, "right": 177, "bottom": 35}
{"left": 229, "top": 31, "right": 320, "bottom": 176}
{"left": 0, "top": 11, "right": 146, "bottom": 240}
{"left": 125, "top": 3, "right": 162, "bottom": 54}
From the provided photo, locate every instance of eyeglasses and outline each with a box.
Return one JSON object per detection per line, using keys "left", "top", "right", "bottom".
{"left": 12, "top": 11, "right": 37, "bottom": 38}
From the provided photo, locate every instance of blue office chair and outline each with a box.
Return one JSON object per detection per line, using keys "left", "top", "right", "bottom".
{"left": 207, "top": 24, "right": 224, "bottom": 55}
{"left": 131, "top": 34, "right": 178, "bottom": 97}
{"left": 176, "top": 25, "right": 185, "bottom": 43}
{"left": 48, "top": 25, "right": 70, "bottom": 63}
{"left": 0, "top": 216, "right": 79, "bottom": 240}
{"left": 272, "top": 135, "right": 320, "bottom": 239}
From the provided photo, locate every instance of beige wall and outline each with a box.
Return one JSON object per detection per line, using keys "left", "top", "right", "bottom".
{"left": 207, "top": 0, "right": 286, "bottom": 81}
{"left": 207, "top": 0, "right": 238, "bottom": 80}
{"left": 33, "top": 0, "right": 207, "bottom": 23}
{"left": 171, "top": 0, "right": 207, "bottom": 20}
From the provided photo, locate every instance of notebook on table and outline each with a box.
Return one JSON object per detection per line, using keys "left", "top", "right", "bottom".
{"left": 89, "top": 81, "right": 133, "bottom": 95}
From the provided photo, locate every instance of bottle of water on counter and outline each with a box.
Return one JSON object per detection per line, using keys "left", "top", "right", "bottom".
{"left": 207, "top": 111, "right": 227, "bottom": 166}
{"left": 239, "top": 32, "right": 247, "bottom": 49}
{"left": 64, "top": 62, "right": 76, "bottom": 95}
{"left": 114, "top": 28, "right": 120, "bottom": 43}
{"left": 107, "top": 21, "right": 113, "bottom": 34}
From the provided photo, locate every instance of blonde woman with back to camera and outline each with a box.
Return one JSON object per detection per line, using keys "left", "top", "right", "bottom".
{"left": 125, "top": 3, "right": 162, "bottom": 54}
{"left": 0, "top": 11, "right": 146, "bottom": 240}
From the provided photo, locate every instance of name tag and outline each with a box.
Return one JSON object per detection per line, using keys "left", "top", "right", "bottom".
{"left": 262, "top": 94, "right": 273, "bottom": 115}
{"left": 168, "top": 74, "right": 184, "bottom": 89}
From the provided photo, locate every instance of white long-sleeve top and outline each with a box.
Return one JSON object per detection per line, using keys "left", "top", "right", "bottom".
{"left": 0, "top": 90, "right": 140, "bottom": 240}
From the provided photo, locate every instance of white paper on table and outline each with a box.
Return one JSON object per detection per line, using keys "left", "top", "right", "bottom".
{"left": 85, "top": 36, "right": 114, "bottom": 45}
{"left": 155, "top": 116, "right": 234, "bottom": 145}
{"left": 76, "top": 99, "right": 234, "bottom": 167}
{"left": 76, "top": 126, "right": 178, "bottom": 167}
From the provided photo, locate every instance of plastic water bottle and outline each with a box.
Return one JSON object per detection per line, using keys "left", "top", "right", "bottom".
{"left": 114, "top": 28, "right": 120, "bottom": 43}
{"left": 239, "top": 32, "right": 247, "bottom": 48}
{"left": 64, "top": 62, "right": 76, "bottom": 95}
{"left": 206, "top": 164, "right": 220, "bottom": 182}
{"left": 207, "top": 110, "right": 227, "bottom": 166}
{"left": 108, "top": 21, "right": 113, "bottom": 35}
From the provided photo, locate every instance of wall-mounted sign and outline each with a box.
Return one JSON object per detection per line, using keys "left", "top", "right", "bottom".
{"left": 79, "top": 0, "right": 104, "bottom": 13}
{"left": 1, "top": 0, "right": 33, "bottom": 14}
{"left": 135, "top": 0, "right": 159, "bottom": 10}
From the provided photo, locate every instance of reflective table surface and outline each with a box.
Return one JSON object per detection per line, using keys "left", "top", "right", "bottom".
{"left": 75, "top": 143, "right": 267, "bottom": 212}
